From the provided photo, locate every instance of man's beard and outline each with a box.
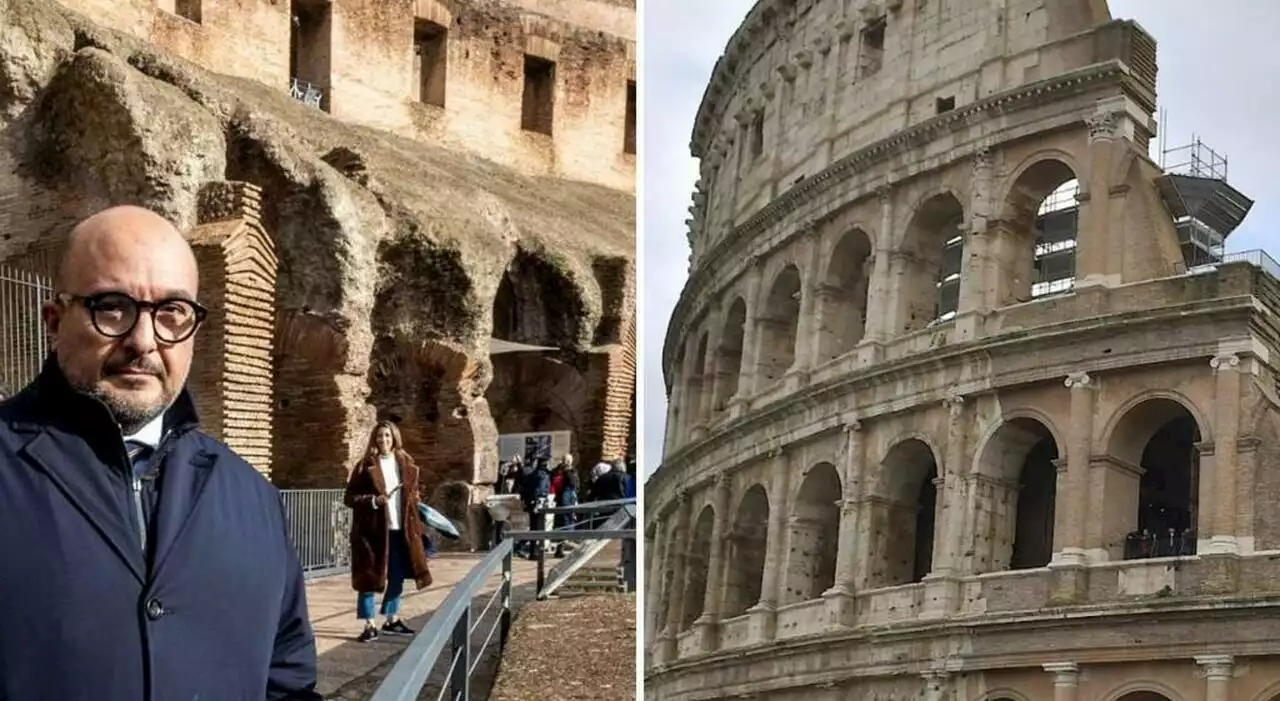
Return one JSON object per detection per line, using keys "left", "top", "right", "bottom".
{"left": 74, "top": 354, "right": 174, "bottom": 434}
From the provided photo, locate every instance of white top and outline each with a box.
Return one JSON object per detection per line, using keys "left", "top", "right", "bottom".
{"left": 123, "top": 412, "right": 166, "bottom": 450}
{"left": 378, "top": 453, "right": 402, "bottom": 531}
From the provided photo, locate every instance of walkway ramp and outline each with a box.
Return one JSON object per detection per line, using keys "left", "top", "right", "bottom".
{"left": 540, "top": 502, "right": 636, "bottom": 599}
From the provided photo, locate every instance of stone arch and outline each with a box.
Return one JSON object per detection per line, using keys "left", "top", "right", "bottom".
{"left": 757, "top": 264, "right": 802, "bottom": 386}
{"left": 816, "top": 228, "right": 872, "bottom": 361}
{"left": 680, "top": 505, "right": 716, "bottom": 631}
{"left": 972, "top": 416, "right": 1062, "bottom": 572}
{"left": 896, "top": 191, "right": 966, "bottom": 334}
{"left": 995, "top": 155, "right": 1081, "bottom": 305}
{"left": 782, "top": 462, "right": 842, "bottom": 603}
{"left": 1104, "top": 393, "right": 1208, "bottom": 558}
{"left": 712, "top": 297, "right": 747, "bottom": 411}
{"left": 869, "top": 438, "right": 940, "bottom": 586}
{"left": 724, "top": 484, "right": 770, "bottom": 617}
{"left": 1101, "top": 680, "right": 1185, "bottom": 701}
{"left": 492, "top": 248, "right": 591, "bottom": 351}
{"left": 1249, "top": 680, "right": 1280, "bottom": 701}
{"left": 976, "top": 691, "right": 1031, "bottom": 701}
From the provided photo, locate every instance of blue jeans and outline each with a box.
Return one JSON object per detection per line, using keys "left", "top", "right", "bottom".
{"left": 358, "top": 530, "right": 409, "bottom": 619}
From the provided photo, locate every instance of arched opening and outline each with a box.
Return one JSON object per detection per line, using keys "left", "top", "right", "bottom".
{"left": 783, "top": 463, "right": 842, "bottom": 603}
{"left": 1115, "top": 692, "right": 1174, "bottom": 701}
{"left": 724, "top": 485, "right": 770, "bottom": 617}
{"left": 758, "top": 265, "right": 802, "bottom": 386}
{"left": 1108, "top": 398, "right": 1203, "bottom": 559}
{"left": 873, "top": 439, "right": 939, "bottom": 586}
{"left": 685, "top": 332, "right": 709, "bottom": 428}
{"left": 663, "top": 346, "right": 685, "bottom": 453}
{"left": 817, "top": 230, "right": 872, "bottom": 361}
{"left": 975, "top": 418, "right": 1060, "bottom": 572}
{"left": 998, "top": 159, "right": 1079, "bottom": 305}
{"left": 712, "top": 298, "right": 747, "bottom": 411}
{"left": 680, "top": 506, "right": 715, "bottom": 631}
{"left": 898, "top": 193, "right": 965, "bottom": 334}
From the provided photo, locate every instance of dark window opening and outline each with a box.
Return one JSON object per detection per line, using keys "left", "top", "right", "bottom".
{"left": 521, "top": 55, "right": 556, "bottom": 136}
{"left": 290, "top": 0, "right": 332, "bottom": 112}
{"left": 749, "top": 112, "right": 764, "bottom": 159}
{"left": 936, "top": 96, "right": 955, "bottom": 114}
{"left": 414, "top": 20, "right": 448, "bottom": 108}
{"left": 912, "top": 465, "right": 937, "bottom": 583}
{"left": 174, "top": 0, "right": 202, "bottom": 23}
{"left": 624, "top": 80, "right": 636, "bottom": 154}
{"left": 859, "top": 17, "right": 886, "bottom": 78}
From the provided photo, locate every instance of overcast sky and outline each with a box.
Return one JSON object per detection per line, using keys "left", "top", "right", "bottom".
{"left": 640, "top": 1, "right": 1280, "bottom": 480}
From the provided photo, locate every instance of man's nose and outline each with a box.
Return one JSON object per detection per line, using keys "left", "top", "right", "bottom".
{"left": 122, "top": 310, "right": 159, "bottom": 355}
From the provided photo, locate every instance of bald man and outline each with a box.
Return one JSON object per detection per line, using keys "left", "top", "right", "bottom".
{"left": 0, "top": 206, "right": 321, "bottom": 700}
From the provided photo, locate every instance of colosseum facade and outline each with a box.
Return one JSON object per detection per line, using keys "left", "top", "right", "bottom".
{"left": 645, "top": 1, "right": 1280, "bottom": 700}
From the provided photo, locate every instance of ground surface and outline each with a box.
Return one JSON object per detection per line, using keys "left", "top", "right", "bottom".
{"left": 488, "top": 594, "right": 637, "bottom": 701}
{"left": 308, "top": 543, "right": 635, "bottom": 700}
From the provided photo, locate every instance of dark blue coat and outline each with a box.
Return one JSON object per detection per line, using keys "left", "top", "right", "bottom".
{"left": 0, "top": 359, "right": 321, "bottom": 700}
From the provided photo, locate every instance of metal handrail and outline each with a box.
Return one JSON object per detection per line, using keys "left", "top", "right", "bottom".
{"left": 370, "top": 540, "right": 514, "bottom": 701}
{"left": 371, "top": 501, "right": 636, "bottom": 700}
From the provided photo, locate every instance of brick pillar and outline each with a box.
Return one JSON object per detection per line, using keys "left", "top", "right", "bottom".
{"left": 824, "top": 418, "right": 862, "bottom": 626}
{"left": 1208, "top": 353, "right": 1242, "bottom": 554}
{"left": 578, "top": 316, "right": 636, "bottom": 468}
{"left": 188, "top": 182, "right": 276, "bottom": 476}
{"left": 1195, "top": 655, "right": 1235, "bottom": 701}
{"left": 657, "top": 491, "right": 692, "bottom": 664}
{"left": 693, "top": 472, "right": 731, "bottom": 651}
{"left": 1043, "top": 662, "right": 1080, "bottom": 701}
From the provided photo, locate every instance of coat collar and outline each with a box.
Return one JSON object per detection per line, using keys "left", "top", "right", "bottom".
{"left": 10, "top": 354, "right": 212, "bottom": 584}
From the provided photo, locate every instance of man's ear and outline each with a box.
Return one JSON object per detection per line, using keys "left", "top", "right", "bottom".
{"left": 41, "top": 299, "right": 60, "bottom": 338}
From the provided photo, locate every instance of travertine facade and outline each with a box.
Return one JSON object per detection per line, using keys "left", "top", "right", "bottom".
{"left": 0, "top": 0, "right": 636, "bottom": 543}
{"left": 646, "top": 1, "right": 1280, "bottom": 699}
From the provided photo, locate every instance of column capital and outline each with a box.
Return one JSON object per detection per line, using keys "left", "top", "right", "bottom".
{"left": 842, "top": 417, "right": 863, "bottom": 433}
{"left": 675, "top": 488, "right": 690, "bottom": 506}
{"left": 1064, "top": 371, "right": 1093, "bottom": 390}
{"left": 713, "top": 470, "right": 731, "bottom": 492}
{"left": 972, "top": 145, "right": 995, "bottom": 174}
{"left": 944, "top": 393, "right": 965, "bottom": 417}
{"left": 1086, "top": 111, "right": 1123, "bottom": 143}
{"left": 1211, "top": 353, "right": 1241, "bottom": 372}
{"left": 1195, "top": 654, "right": 1235, "bottom": 680}
{"left": 1042, "top": 662, "right": 1080, "bottom": 686}
{"left": 875, "top": 181, "right": 893, "bottom": 204}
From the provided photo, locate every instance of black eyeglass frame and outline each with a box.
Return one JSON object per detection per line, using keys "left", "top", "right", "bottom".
{"left": 55, "top": 291, "right": 209, "bottom": 344}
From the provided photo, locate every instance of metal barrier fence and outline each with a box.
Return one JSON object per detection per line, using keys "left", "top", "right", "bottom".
{"left": 372, "top": 499, "right": 636, "bottom": 701}
{"left": 0, "top": 266, "right": 52, "bottom": 395}
{"left": 279, "top": 489, "right": 350, "bottom": 578}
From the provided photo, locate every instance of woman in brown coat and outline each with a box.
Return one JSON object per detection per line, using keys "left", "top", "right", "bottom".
{"left": 344, "top": 420, "right": 434, "bottom": 642}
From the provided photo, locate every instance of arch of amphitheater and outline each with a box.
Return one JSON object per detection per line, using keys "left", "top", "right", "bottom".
{"left": 645, "top": 0, "right": 1280, "bottom": 699}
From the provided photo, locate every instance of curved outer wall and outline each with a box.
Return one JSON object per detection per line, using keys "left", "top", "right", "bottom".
{"left": 647, "top": 0, "right": 1280, "bottom": 699}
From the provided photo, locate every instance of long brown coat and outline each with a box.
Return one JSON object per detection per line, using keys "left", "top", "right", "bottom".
{"left": 344, "top": 450, "right": 433, "bottom": 593}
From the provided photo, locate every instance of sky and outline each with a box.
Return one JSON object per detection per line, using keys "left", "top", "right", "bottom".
{"left": 640, "top": 1, "right": 1280, "bottom": 480}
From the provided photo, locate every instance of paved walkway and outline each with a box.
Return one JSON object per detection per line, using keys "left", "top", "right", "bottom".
{"left": 308, "top": 553, "right": 540, "bottom": 698}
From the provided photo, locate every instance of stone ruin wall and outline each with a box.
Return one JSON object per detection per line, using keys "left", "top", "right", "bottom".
{"left": 52, "top": 0, "right": 636, "bottom": 193}
{"left": 0, "top": 0, "right": 637, "bottom": 539}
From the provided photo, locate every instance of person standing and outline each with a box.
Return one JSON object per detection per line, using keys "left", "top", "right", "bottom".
{"left": 345, "top": 420, "right": 434, "bottom": 642}
{"left": 0, "top": 206, "right": 320, "bottom": 700}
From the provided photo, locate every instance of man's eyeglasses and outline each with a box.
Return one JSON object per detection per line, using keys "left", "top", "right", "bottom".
{"left": 56, "top": 292, "right": 208, "bottom": 344}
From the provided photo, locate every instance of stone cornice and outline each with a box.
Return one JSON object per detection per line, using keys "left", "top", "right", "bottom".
{"left": 667, "top": 60, "right": 1140, "bottom": 372}
{"left": 648, "top": 294, "right": 1259, "bottom": 505}
{"left": 648, "top": 595, "right": 1280, "bottom": 690}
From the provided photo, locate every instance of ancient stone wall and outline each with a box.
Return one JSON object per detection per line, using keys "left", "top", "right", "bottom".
{"left": 0, "top": 0, "right": 635, "bottom": 509}
{"left": 53, "top": 0, "right": 636, "bottom": 192}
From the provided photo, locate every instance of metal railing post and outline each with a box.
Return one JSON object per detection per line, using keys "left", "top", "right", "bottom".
{"left": 535, "top": 541, "right": 546, "bottom": 596}
{"left": 450, "top": 606, "right": 471, "bottom": 700}
{"left": 500, "top": 548, "right": 512, "bottom": 647}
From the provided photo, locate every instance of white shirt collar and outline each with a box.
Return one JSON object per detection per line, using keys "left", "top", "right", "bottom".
{"left": 123, "top": 412, "right": 166, "bottom": 450}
